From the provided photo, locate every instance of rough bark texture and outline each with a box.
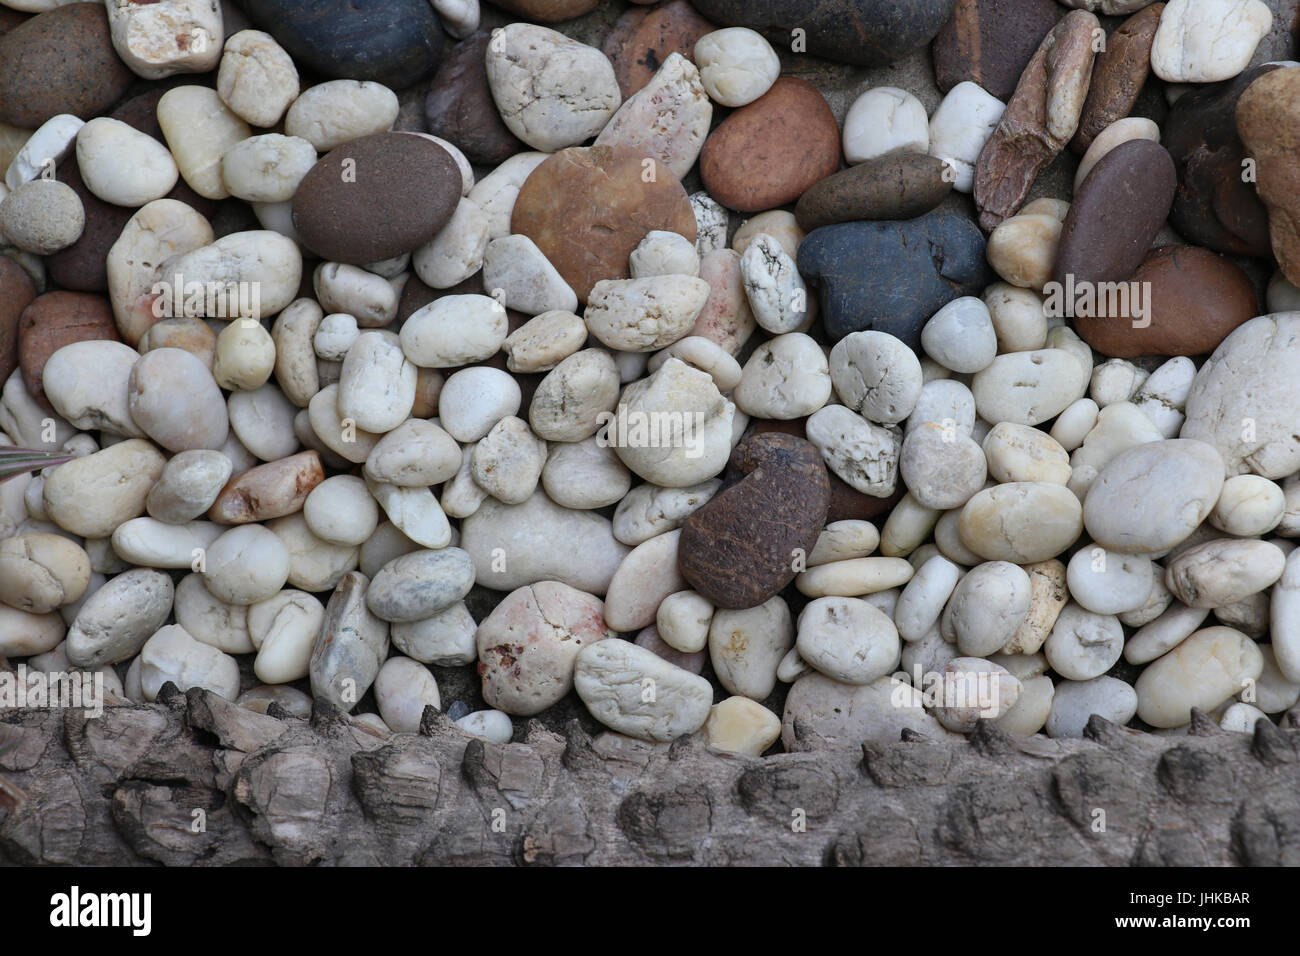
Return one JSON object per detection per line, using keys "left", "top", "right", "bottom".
{"left": 3, "top": 687, "right": 1300, "bottom": 865}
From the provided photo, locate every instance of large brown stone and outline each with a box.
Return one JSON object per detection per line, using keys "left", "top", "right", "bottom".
{"left": 1070, "top": 3, "right": 1164, "bottom": 154}
{"left": 510, "top": 145, "right": 696, "bottom": 304}
{"left": 0, "top": 257, "right": 36, "bottom": 385}
{"left": 17, "top": 292, "right": 120, "bottom": 411}
{"left": 678, "top": 432, "right": 830, "bottom": 610}
{"left": 1237, "top": 67, "right": 1300, "bottom": 284}
{"left": 973, "top": 10, "right": 1100, "bottom": 232}
{"left": 47, "top": 159, "right": 133, "bottom": 293}
{"left": 1070, "top": 245, "right": 1259, "bottom": 359}
{"left": 424, "top": 31, "right": 524, "bottom": 166}
{"left": 0, "top": 4, "right": 132, "bottom": 129}
{"left": 931, "top": 0, "right": 1063, "bottom": 100}
{"left": 794, "top": 154, "right": 952, "bottom": 231}
{"left": 292, "top": 132, "right": 462, "bottom": 264}
{"left": 1054, "top": 139, "right": 1175, "bottom": 288}
{"left": 601, "top": 0, "right": 715, "bottom": 98}
{"left": 699, "top": 77, "right": 842, "bottom": 214}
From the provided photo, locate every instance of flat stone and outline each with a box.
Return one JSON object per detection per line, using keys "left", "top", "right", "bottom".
{"left": 1070, "top": 3, "right": 1165, "bottom": 154}
{"left": 794, "top": 154, "right": 952, "bottom": 231}
{"left": 932, "top": 0, "right": 1064, "bottom": 100}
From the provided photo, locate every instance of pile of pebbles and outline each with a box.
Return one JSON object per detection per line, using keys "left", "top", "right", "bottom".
{"left": 3, "top": 0, "right": 1300, "bottom": 758}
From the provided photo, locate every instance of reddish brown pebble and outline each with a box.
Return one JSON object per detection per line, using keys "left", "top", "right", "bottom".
{"left": 17, "top": 291, "right": 120, "bottom": 410}
{"left": 0, "top": 258, "right": 37, "bottom": 384}
{"left": 209, "top": 452, "right": 325, "bottom": 524}
{"left": 511, "top": 145, "right": 697, "bottom": 304}
{"left": 1069, "top": 3, "right": 1164, "bottom": 155}
{"left": 678, "top": 432, "right": 831, "bottom": 610}
{"left": 932, "top": 0, "right": 1063, "bottom": 101}
{"left": 794, "top": 154, "right": 952, "bottom": 231}
{"left": 699, "top": 77, "right": 842, "bottom": 213}
{"left": 424, "top": 31, "right": 524, "bottom": 166}
{"left": 602, "top": 0, "right": 716, "bottom": 98}
{"left": 47, "top": 160, "right": 133, "bottom": 293}
{"left": 1071, "top": 245, "right": 1259, "bottom": 359}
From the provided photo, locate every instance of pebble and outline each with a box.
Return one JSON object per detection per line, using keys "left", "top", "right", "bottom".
{"left": 1067, "top": 546, "right": 1155, "bottom": 615}
{"left": 139, "top": 625, "right": 240, "bottom": 702}
{"left": 797, "top": 596, "right": 899, "bottom": 685}
{"left": 364, "top": 419, "right": 461, "bottom": 488}
{"left": 249, "top": 590, "right": 323, "bottom": 684}
{"left": 424, "top": 32, "right": 522, "bottom": 167}
{"left": 900, "top": 423, "right": 987, "bottom": 510}
{"left": 210, "top": 451, "right": 324, "bottom": 524}
{"left": 585, "top": 276, "right": 710, "bottom": 352}
{"left": 699, "top": 77, "right": 841, "bottom": 213}
{"left": 919, "top": 297, "right": 997, "bottom": 374}
{"left": 796, "top": 556, "right": 914, "bottom": 598}
{"left": 1255, "top": 643, "right": 1300, "bottom": 712}
{"left": 485, "top": 24, "right": 620, "bottom": 152}
{"left": 438, "top": 366, "right": 520, "bottom": 444}
{"left": 656, "top": 589, "right": 714, "bottom": 654}
{"left": 502, "top": 310, "right": 586, "bottom": 373}
{"left": 1238, "top": 68, "right": 1300, "bottom": 286}
{"left": 147, "top": 450, "right": 232, "bottom": 524}
{"left": 985, "top": 201, "right": 1066, "bottom": 291}
{"left": 842, "top": 86, "right": 929, "bottom": 163}
{"left": 213, "top": 322, "right": 275, "bottom": 392}
{"left": 0, "top": 605, "right": 63, "bottom": 658}
{"left": 612, "top": 480, "right": 720, "bottom": 546}
{"left": 391, "top": 601, "right": 476, "bottom": 667}
{"left": 601, "top": 0, "right": 715, "bottom": 99}
{"left": 974, "top": 11, "right": 1100, "bottom": 231}
{"left": 309, "top": 571, "right": 388, "bottom": 712}
{"left": 693, "top": 28, "right": 779, "bottom": 107}
{"left": 798, "top": 215, "right": 989, "bottom": 350}
{"left": 111, "top": 517, "right": 222, "bottom": 569}
{"left": 471, "top": 415, "right": 544, "bottom": 504}
{"left": 709, "top": 596, "right": 793, "bottom": 699}
{"left": 510, "top": 145, "right": 696, "bottom": 304}
{"left": 481, "top": 235, "right": 578, "bottom": 317}
{"left": 0, "top": 179, "right": 83, "bottom": 255}
{"left": 302, "top": 475, "right": 378, "bottom": 548}
{"left": 932, "top": 657, "right": 1022, "bottom": 732}
{"left": 217, "top": 29, "right": 300, "bottom": 128}
{"left": 944, "top": 560, "right": 1031, "bottom": 656}
{"left": 43, "top": 439, "right": 165, "bottom": 539}
{"left": 894, "top": 555, "right": 961, "bottom": 642}
{"left": 573, "top": 638, "right": 713, "bottom": 742}
{"left": 172, "top": 574, "right": 250, "bottom": 654}
{"left": 460, "top": 490, "right": 629, "bottom": 594}
{"left": 219, "top": 134, "right": 315, "bottom": 204}
{"left": 932, "top": 0, "right": 1064, "bottom": 100}
{"left": 1045, "top": 676, "right": 1138, "bottom": 738}
{"left": 1211, "top": 475, "right": 1285, "bottom": 536}
{"left": 647, "top": 335, "right": 742, "bottom": 392}
{"left": 595, "top": 53, "right": 711, "bottom": 179}
{"left": 293, "top": 132, "right": 461, "bottom": 265}
{"left": 738, "top": 234, "right": 809, "bottom": 334}
{"left": 796, "top": 154, "right": 952, "bottom": 232}
{"left": 983, "top": 422, "right": 1071, "bottom": 485}
{"left": 971, "top": 349, "right": 1087, "bottom": 426}
{"left": 1071, "top": 5, "right": 1164, "bottom": 153}
{"left": 705, "top": 696, "right": 781, "bottom": 755}
{"left": 1165, "top": 538, "right": 1286, "bottom": 608}
{"left": 65, "top": 568, "right": 173, "bottom": 667}
{"left": 782, "top": 671, "right": 945, "bottom": 749}
{"left": 1150, "top": 0, "right": 1272, "bottom": 82}
{"left": 1003, "top": 559, "right": 1068, "bottom": 654}
{"left": 239, "top": 0, "right": 444, "bottom": 89}
{"left": 373, "top": 656, "right": 441, "bottom": 733}
{"left": 0, "top": 4, "right": 132, "bottom": 129}
{"left": 40, "top": 340, "right": 140, "bottom": 438}
{"left": 0, "top": 532, "right": 90, "bottom": 614}
{"left": 807, "top": 519, "right": 880, "bottom": 567}
{"left": 455, "top": 709, "right": 513, "bottom": 744}
{"left": 204, "top": 525, "right": 292, "bottom": 605}
{"left": 1136, "top": 626, "right": 1264, "bottom": 728}
{"left": 735, "top": 333, "right": 831, "bottom": 419}
{"left": 928, "top": 81, "right": 1006, "bottom": 192}
{"left": 1073, "top": 117, "right": 1161, "bottom": 192}
{"left": 127, "top": 348, "right": 228, "bottom": 453}
{"left": 284, "top": 79, "right": 397, "bottom": 152}
{"left": 958, "top": 482, "right": 1083, "bottom": 563}
{"left": 803, "top": 406, "right": 899, "bottom": 498}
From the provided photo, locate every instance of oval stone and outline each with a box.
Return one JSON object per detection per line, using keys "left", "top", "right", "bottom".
{"left": 17, "top": 291, "right": 119, "bottom": 411}
{"left": 699, "top": 77, "right": 841, "bottom": 213}
{"left": 292, "top": 132, "right": 461, "bottom": 264}
{"left": 424, "top": 31, "right": 523, "bottom": 166}
{"left": 794, "top": 154, "right": 952, "bottom": 231}
{"left": 602, "top": 0, "right": 716, "bottom": 98}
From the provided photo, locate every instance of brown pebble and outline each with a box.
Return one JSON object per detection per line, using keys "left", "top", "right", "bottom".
{"left": 699, "top": 77, "right": 842, "bottom": 213}
{"left": 424, "top": 31, "right": 524, "bottom": 166}
{"left": 17, "top": 291, "right": 120, "bottom": 411}
{"left": 932, "top": 0, "right": 1063, "bottom": 101}
{"left": 678, "top": 432, "right": 830, "bottom": 610}
{"left": 1236, "top": 67, "right": 1300, "bottom": 285}
{"left": 209, "top": 451, "right": 325, "bottom": 524}
{"left": 511, "top": 144, "right": 697, "bottom": 304}
{"left": 1069, "top": 3, "right": 1164, "bottom": 155}
{"left": 489, "top": 0, "right": 601, "bottom": 22}
{"left": 602, "top": 0, "right": 716, "bottom": 99}
{"left": 0, "top": 258, "right": 37, "bottom": 384}
{"left": 794, "top": 154, "right": 952, "bottom": 231}
{"left": 47, "top": 159, "right": 133, "bottom": 293}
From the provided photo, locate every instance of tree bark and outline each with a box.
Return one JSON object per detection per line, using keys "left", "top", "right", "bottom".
{"left": 2, "top": 688, "right": 1300, "bottom": 865}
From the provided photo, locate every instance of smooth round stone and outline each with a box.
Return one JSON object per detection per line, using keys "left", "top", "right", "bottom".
{"left": 894, "top": 555, "right": 961, "bottom": 642}
{"left": 0, "top": 258, "right": 36, "bottom": 382}
{"left": 1045, "top": 676, "right": 1138, "bottom": 738}
{"left": 437, "top": 366, "right": 520, "bottom": 444}
{"left": 143, "top": 450, "right": 229, "bottom": 524}
{"left": 41, "top": 339, "right": 142, "bottom": 438}
{"left": 1165, "top": 539, "right": 1286, "bottom": 608}
{"left": 0, "top": 532, "right": 89, "bottom": 614}
{"left": 1136, "top": 626, "right": 1264, "bottom": 728}
{"left": 364, "top": 419, "right": 461, "bottom": 488}
{"left": 455, "top": 709, "right": 513, "bottom": 743}
{"left": 1066, "top": 546, "right": 1154, "bottom": 615}
{"left": 613, "top": 480, "right": 720, "bottom": 546}
{"left": 971, "top": 349, "right": 1087, "bottom": 427}
{"left": 0, "top": 604, "right": 65, "bottom": 657}
{"left": 139, "top": 624, "right": 240, "bottom": 702}
{"left": 111, "top": 517, "right": 222, "bottom": 570}
{"left": 734, "top": 333, "right": 831, "bottom": 419}
{"left": 994, "top": 673, "right": 1054, "bottom": 735}
{"left": 943, "top": 561, "right": 1031, "bottom": 657}
{"left": 210, "top": 451, "right": 325, "bottom": 525}
{"left": 374, "top": 656, "right": 441, "bottom": 733}
{"left": 699, "top": 77, "right": 840, "bottom": 213}
{"left": 249, "top": 590, "right": 323, "bottom": 684}
{"left": 1045, "top": 603, "right": 1124, "bottom": 681}
{"left": 75, "top": 117, "right": 177, "bottom": 206}
{"left": 1070, "top": 6, "right": 1163, "bottom": 154}
{"left": 0, "top": 4, "right": 133, "bottom": 129}
{"left": 399, "top": 295, "right": 504, "bottom": 369}
{"left": 425, "top": 31, "right": 523, "bottom": 166}
{"left": 688, "top": 248, "right": 756, "bottom": 354}
{"left": 797, "top": 596, "right": 899, "bottom": 685}
{"left": 693, "top": 27, "right": 779, "bottom": 107}
{"left": 1212, "top": 475, "right": 1285, "bottom": 536}
{"left": 842, "top": 86, "right": 928, "bottom": 163}
{"left": 574, "top": 638, "right": 713, "bottom": 742}
{"left": 1183, "top": 315, "right": 1300, "bottom": 479}
{"left": 511, "top": 145, "right": 697, "bottom": 304}
{"left": 391, "top": 600, "right": 475, "bottom": 666}
{"left": 1255, "top": 644, "right": 1300, "bottom": 713}
{"left": 985, "top": 203, "right": 1065, "bottom": 291}
{"left": 1090, "top": 359, "right": 1147, "bottom": 408}
{"left": 1150, "top": 0, "right": 1272, "bottom": 83}
{"left": 958, "top": 482, "right": 1083, "bottom": 564}
{"left": 43, "top": 439, "right": 165, "bottom": 539}
{"left": 1124, "top": 601, "right": 1208, "bottom": 666}
{"left": 0, "top": 179, "right": 83, "bottom": 255}
{"left": 217, "top": 29, "right": 300, "bottom": 128}
{"left": 656, "top": 589, "right": 714, "bottom": 654}
{"left": 1073, "top": 116, "right": 1160, "bottom": 192}
{"left": 470, "top": 416, "right": 543, "bottom": 504}
{"left": 156, "top": 87, "right": 249, "bottom": 201}
{"left": 303, "top": 475, "right": 378, "bottom": 547}
{"left": 920, "top": 297, "right": 997, "bottom": 374}
{"left": 1055, "top": 140, "right": 1176, "bottom": 289}
{"left": 220, "top": 134, "right": 315, "bottom": 204}
{"left": 213, "top": 322, "right": 275, "bottom": 392}
{"left": 1083, "top": 439, "right": 1225, "bottom": 554}
{"left": 648, "top": 335, "right": 742, "bottom": 392}
{"left": 928, "top": 80, "right": 1006, "bottom": 193}
{"left": 336, "top": 332, "right": 415, "bottom": 433}
{"left": 128, "top": 348, "right": 227, "bottom": 452}
{"left": 900, "top": 423, "right": 987, "bottom": 510}
{"left": 689, "top": 0, "right": 959, "bottom": 68}
{"left": 227, "top": 383, "right": 297, "bottom": 463}
{"left": 502, "top": 310, "right": 586, "bottom": 373}
{"left": 238, "top": 0, "right": 444, "bottom": 88}
{"left": 798, "top": 214, "right": 989, "bottom": 350}
{"left": 982, "top": 422, "right": 1071, "bottom": 485}
{"left": 66, "top": 568, "right": 173, "bottom": 667}
{"left": 204, "top": 525, "right": 291, "bottom": 605}
{"left": 707, "top": 595, "right": 792, "bottom": 699}
{"left": 541, "top": 437, "right": 631, "bottom": 510}
{"left": 807, "top": 519, "right": 879, "bottom": 567}
{"left": 805, "top": 405, "right": 900, "bottom": 497}
{"left": 795, "top": 154, "right": 952, "bottom": 232}
{"left": 284, "top": 80, "right": 397, "bottom": 152}
{"left": 796, "top": 556, "right": 914, "bottom": 598}
{"left": 931, "top": 657, "right": 1022, "bottom": 733}
{"left": 267, "top": 513, "right": 359, "bottom": 593}
{"left": 293, "top": 133, "right": 461, "bottom": 265}
{"left": 485, "top": 23, "right": 619, "bottom": 152}
{"left": 705, "top": 696, "right": 780, "bottom": 755}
